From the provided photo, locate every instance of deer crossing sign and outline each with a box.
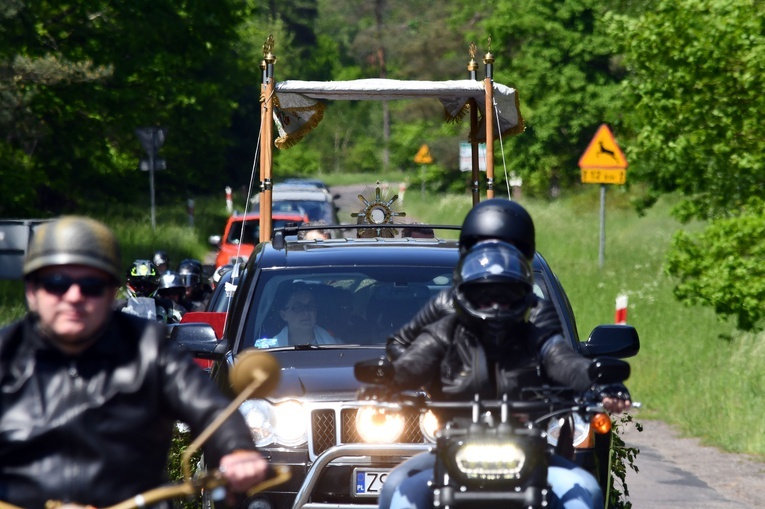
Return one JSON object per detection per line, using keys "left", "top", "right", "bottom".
{"left": 578, "top": 124, "right": 628, "bottom": 184}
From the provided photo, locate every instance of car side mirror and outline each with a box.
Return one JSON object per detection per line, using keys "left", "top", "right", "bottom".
{"left": 354, "top": 357, "right": 394, "bottom": 385}
{"left": 579, "top": 325, "right": 640, "bottom": 359}
{"left": 208, "top": 234, "right": 221, "bottom": 248}
{"left": 170, "top": 323, "right": 224, "bottom": 360}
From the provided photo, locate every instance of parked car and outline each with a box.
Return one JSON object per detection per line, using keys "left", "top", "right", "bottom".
{"left": 172, "top": 222, "right": 639, "bottom": 509}
{"left": 208, "top": 211, "right": 308, "bottom": 269}
{"left": 252, "top": 184, "right": 341, "bottom": 226}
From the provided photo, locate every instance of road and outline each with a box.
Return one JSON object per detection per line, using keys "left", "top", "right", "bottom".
{"left": 620, "top": 417, "right": 765, "bottom": 507}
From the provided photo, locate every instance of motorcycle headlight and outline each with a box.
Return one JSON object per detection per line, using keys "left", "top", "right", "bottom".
{"left": 355, "top": 406, "right": 405, "bottom": 443}
{"left": 546, "top": 413, "right": 591, "bottom": 448}
{"left": 238, "top": 399, "right": 307, "bottom": 447}
{"left": 419, "top": 410, "right": 439, "bottom": 443}
{"left": 454, "top": 440, "right": 526, "bottom": 480}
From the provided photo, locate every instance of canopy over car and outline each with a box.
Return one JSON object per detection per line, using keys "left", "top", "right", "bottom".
{"left": 256, "top": 35, "right": 524, "bottom": 242}
{"left": 272, "top": 79, "right": 523, "bottom": 149}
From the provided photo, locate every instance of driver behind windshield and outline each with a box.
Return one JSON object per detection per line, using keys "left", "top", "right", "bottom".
{"left": 273, "top": 283, "right": 341, "bottom": 346}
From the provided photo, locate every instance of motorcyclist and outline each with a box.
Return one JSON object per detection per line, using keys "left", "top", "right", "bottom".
{"left": 382, "top": 239, "right": 624, "bottom": 509}
{"left": 178, "top": 258, "right": 213, "bottom": 312}
{"left": 0, "top": 216, "right": 268, "bottom": 508}
{"left": 116, "top": 259, "right": 178, "bottom": 323}
{"left": 157, "top": 270, "right": 191, "bottom": 319}
{"left": 386, "top": 199, "right": 629, "bottom": 414}
{"left": 387, "top": 198, "right": 544, "bottom": 360}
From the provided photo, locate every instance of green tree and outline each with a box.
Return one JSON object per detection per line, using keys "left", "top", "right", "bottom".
{"left": 612, "top": 0, "right": 765, "bottom": 222}
{"left": 612, "top": 0, "right": 765, "bottom": 330}
{"left": 470, "top": 0, "right": 629, "bottom": 196}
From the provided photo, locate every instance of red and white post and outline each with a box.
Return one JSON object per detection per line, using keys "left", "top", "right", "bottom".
{"left": 225, "top": 186, "right": 233, "bottom": 214}
{"left": 615, "top": 294, "right": 628, "bottom": 325}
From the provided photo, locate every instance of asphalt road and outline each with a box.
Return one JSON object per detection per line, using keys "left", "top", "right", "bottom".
{"left": 620, "top": 417, "right": 765, "bottom": 507}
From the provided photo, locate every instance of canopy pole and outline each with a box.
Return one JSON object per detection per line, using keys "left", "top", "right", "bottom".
{"left": 483, "top": 40, "right": 495, "bottom": 199}
{"left": 260, "top": 36, "right": 276, "bottom": 243}
{"left": 258, "top": 58, "right": 267, "bottom": 236}
{"left": 467, "top": 43, "right": 480, "bottom": 206}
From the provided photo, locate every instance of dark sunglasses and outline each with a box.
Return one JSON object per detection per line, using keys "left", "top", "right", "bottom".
{"left": 37, "top": 274, "right": 112, "bottom": 298}
{"left": 284, "top": 302, "right": 317, "bottom": 313}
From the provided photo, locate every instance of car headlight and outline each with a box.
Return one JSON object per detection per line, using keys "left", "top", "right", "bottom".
{"left": 454, "top": 440, "right": 526, "bottom": 480}
{"left": 546, "top": 413, "right": 592, "bottom": 448}
{"left": 419, "top": 410, "right": 439, "bottom": 443}
{"left": 355, "top": 406, "right": 405, "bottom": 443}
{"left": 239, "top": 399, "right": 276, "bottom": 447}
{"left": 273, "top": 400, "right": 308, "bottom": 446}
{"left": 238, "top": 399, "right": 307, "bottom": 447}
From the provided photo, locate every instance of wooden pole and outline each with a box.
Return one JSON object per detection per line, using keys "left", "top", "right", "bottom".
{"left": 260, "top": 37, "right": 276, "bottom": 242}
{"left": 483, "top": 43, "right": 495, "bottom": 199}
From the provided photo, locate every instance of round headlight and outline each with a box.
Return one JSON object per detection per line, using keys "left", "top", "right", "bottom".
{"left": 239, "top": 399, "right": 275, "bottom": 447}
{"left": 355, "top": 406, "right": 405, "bottom": 443}
{"left": 272, "top": 400, "right": 308, "bottom": 447}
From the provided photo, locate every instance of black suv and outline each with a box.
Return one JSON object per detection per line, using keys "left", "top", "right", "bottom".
{"left": 173, "top": 224, "right": 639, "bottom": 509}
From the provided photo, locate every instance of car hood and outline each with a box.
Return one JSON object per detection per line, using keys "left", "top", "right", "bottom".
{"left": 266, "top": 347, "right": 385, "bottom": 400}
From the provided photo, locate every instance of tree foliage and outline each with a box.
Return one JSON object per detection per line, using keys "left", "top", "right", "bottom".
{"left": 468, "top": 0, "right": 628, "bottom": 196}
{"left": 613, "top": 0, "right": 765, "bottom": 330}
{"left": 611, "top": 0, "right": 765, "bottom": 222}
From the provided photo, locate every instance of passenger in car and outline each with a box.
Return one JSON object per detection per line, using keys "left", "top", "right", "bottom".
{"left": 297, "top": 220, "right": 331, "bottom": 240}
{"left": 274, "top": 284, "right": 341, "bottom": 346}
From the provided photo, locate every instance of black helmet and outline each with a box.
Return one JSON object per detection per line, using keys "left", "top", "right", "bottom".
{"left": 459, "top": 199, "right": 535, "bottom": 260}
{"left": 126, "top": 259, "right": 160, "bottom": 297}
{"left": 453, "top": 240, "right": 537, "bottom": 330}
{"left": 177, "top": 258, "right": 203, "bottom": 287}
{"left": 23, "top": 216, "right": 122, "bottom": 282}
{"left": 157, "top": 270, "right": 186, "bottom": 298}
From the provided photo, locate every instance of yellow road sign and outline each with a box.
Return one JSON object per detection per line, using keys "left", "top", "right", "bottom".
{"left": 581, "top": 168, "right": 626, "bottom": 185}
{"left": 578, "top": 124, "right": 628, "bottom": 170}
{"left": 413, "top": 144, "right": 433, "bottom": 164}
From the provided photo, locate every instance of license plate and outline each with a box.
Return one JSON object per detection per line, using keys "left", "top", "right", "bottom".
{"left": 353, "top": 468, "right": 389, "bottom": 497}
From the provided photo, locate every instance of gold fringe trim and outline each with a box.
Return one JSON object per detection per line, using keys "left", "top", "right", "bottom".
{"left": 274, "top": 101, "right": 326, "bottom": 150}
{"left": 443, "top": 103, "right": 470, "bottom": 124}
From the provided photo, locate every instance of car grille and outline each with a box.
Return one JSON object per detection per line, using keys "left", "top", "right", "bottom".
{"left": 310, "top": 407, "right": 425, "bottom": 457}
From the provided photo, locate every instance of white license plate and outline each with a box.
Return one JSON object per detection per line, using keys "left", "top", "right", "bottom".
{"left": 353, "top": 468, "right": 389, "bottom": 497}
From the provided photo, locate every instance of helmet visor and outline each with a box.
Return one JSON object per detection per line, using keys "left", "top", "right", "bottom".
{"left": 460, "top": 282, "right": 528, "bottom": 311}
{"left": 457, "top": 241, "right": 533, "bottom": 287}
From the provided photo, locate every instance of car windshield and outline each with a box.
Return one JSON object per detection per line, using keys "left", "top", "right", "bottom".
{"left": 242, "top": 267, "right": 550, "bottom": 349}
{"left": 272, "top": 200, "right": 334, "bottom": 224}
{"left": 226, "top": 218, "right": 304, "bottom": 244}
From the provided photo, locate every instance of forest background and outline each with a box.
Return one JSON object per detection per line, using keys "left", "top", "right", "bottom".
{"left": 2, "top": 0, "right": 765, "bottom": 330}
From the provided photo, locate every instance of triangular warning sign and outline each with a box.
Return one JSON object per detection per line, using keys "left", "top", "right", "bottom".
{"left": 413, "top": 144, "right": 433, "bottom": 164}
{"left": 578, "top": 124, "right": 628, "bottom": 169}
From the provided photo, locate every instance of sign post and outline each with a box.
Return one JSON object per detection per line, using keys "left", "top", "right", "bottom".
{"left": 578, "top": 124, "right": 628, "bottom": 269}
{"left": 135, "top": 127, "right": 168, "bottom": 231}
{"left": 413, "top": 144, "right": 433, "bottom": 198}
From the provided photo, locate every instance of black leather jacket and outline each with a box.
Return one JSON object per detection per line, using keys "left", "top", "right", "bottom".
{"left": 0, "top": 311, "right": 256, "bottom": 509}
{"left": 388, "top": 293, "right": 594, "bottom": 398}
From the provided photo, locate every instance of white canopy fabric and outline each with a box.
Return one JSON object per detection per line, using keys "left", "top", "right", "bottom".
{"left": 270, "top": 78, "right": 524, "bottom": 149}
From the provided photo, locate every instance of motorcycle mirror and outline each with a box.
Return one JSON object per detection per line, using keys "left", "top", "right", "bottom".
{"left": 354, "top": 357, "right": 394, "bottom": 385}
{"left": 588, "top": 357, "right": 631, "bottom": 384}
{"left": 230, "top": 349, "right": 281, "bottom": 398}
